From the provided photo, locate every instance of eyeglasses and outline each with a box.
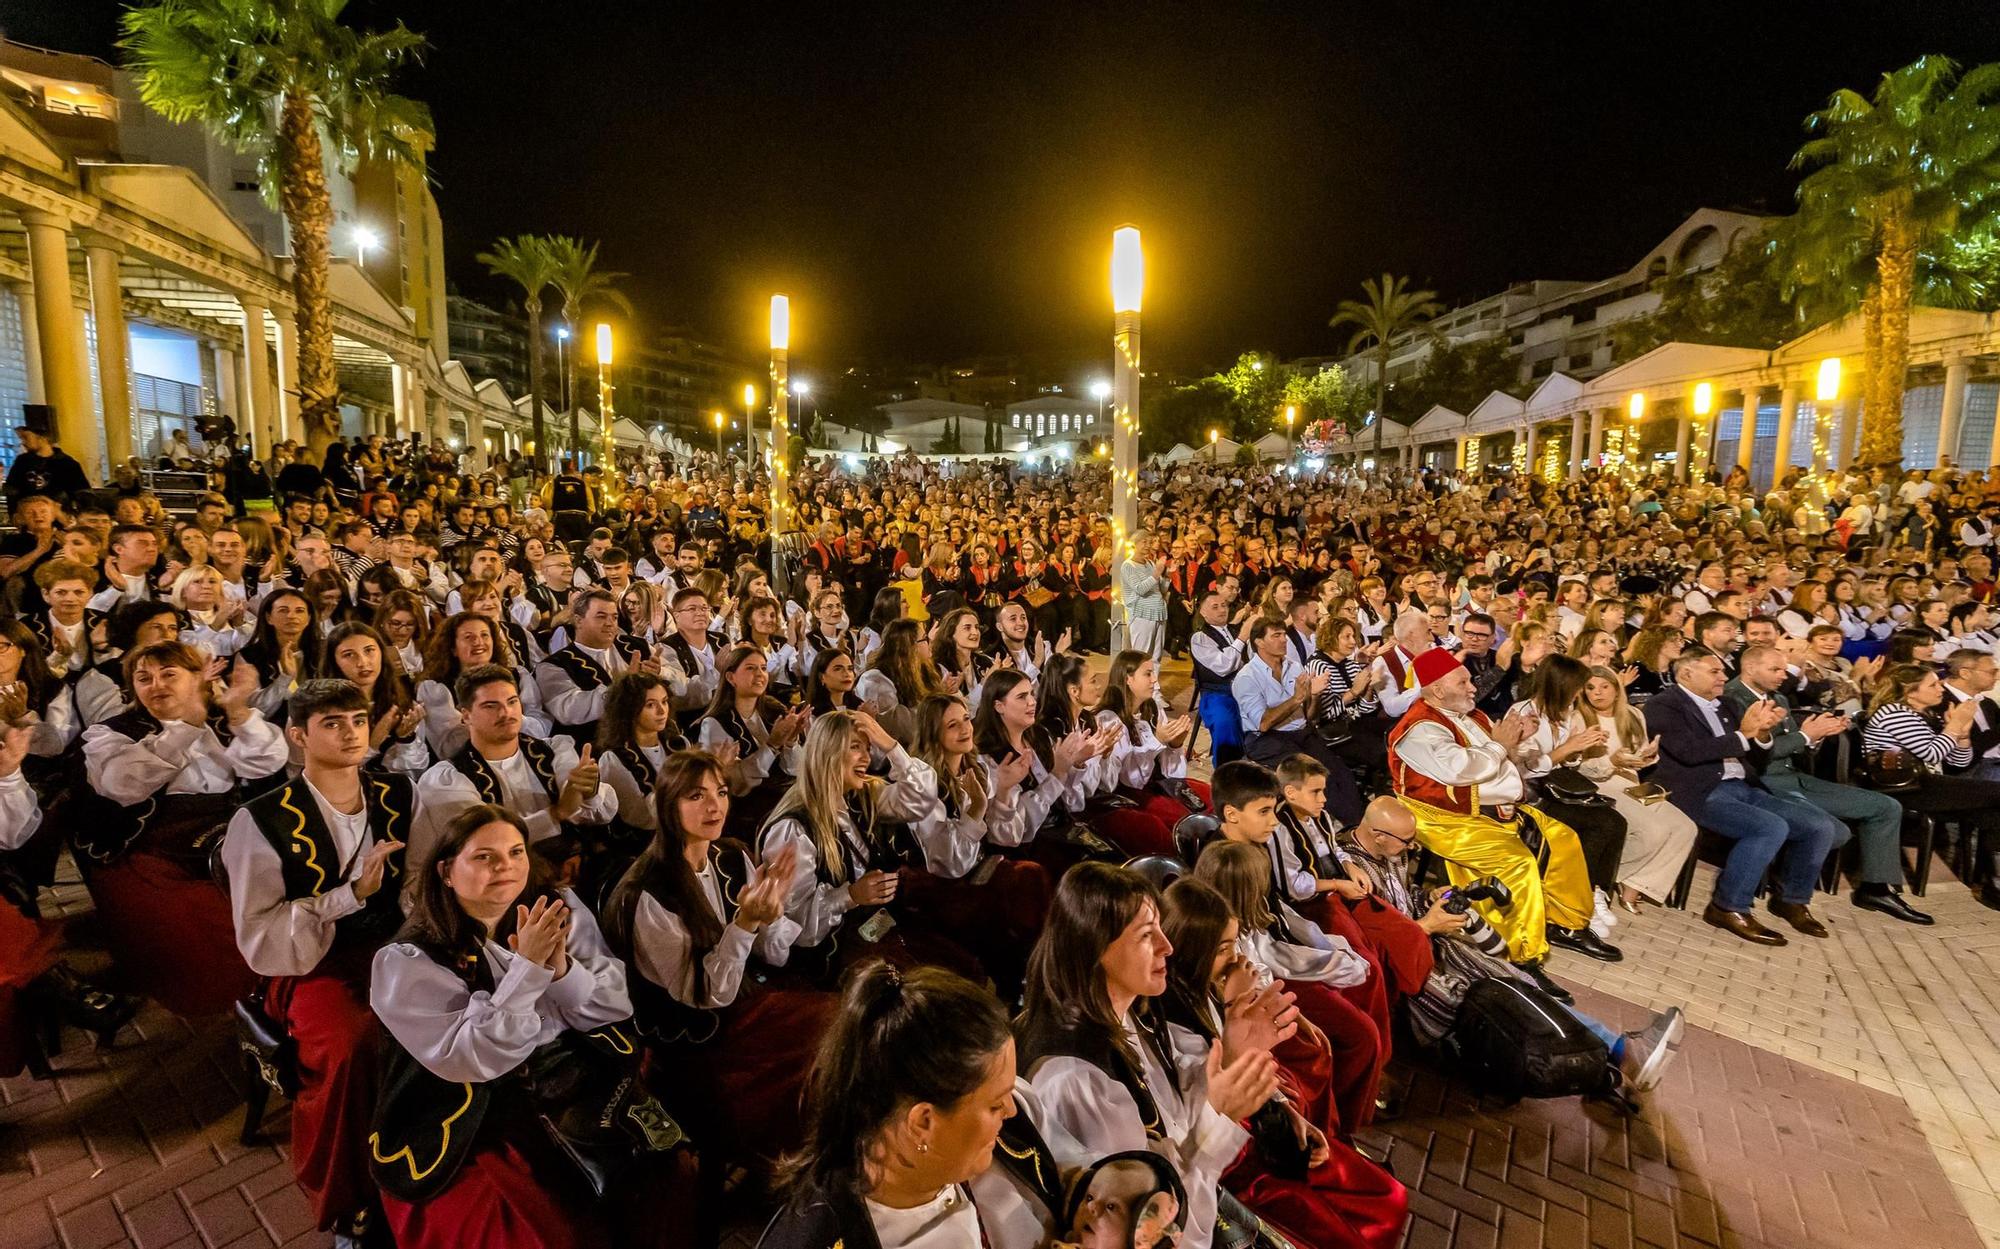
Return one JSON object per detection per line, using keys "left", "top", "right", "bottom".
{"left": 1362, "top": 823, "right": 1417, "bottom": 849}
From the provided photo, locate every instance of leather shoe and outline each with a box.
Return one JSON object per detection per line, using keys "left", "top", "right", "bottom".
{"left": 1980, "top": 882, "right": 2000, "bottom": 913}
{"left": 1703, "top": 903, "right": 1787, "bottom": 946}
{"left": 1852, "top": 885, "right": 1934, "bottom": 925}
{"left": 1768, "top": 900, "right": 1829, "bottom": 938}
{"left": 1548, "top": 925, "right": 1623, "bottom": 962}
{"left": 1518, "top": 960, "right": 1574, "bottom": 1003}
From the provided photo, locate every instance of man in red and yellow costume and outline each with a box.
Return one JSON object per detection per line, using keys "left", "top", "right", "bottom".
{"left": 1386, "top": 647, "right": 1611, "bottom": 999}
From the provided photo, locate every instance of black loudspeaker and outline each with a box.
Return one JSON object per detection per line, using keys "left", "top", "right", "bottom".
{"left": 20, "top": 403, "right": 51, "bottom": 435}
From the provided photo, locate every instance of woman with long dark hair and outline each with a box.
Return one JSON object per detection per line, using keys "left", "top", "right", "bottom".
{"left": 369, "top": 804, "right": 695, "bottom": 1249}
{"left": 1161, "top": 875, "right": 1409, "bottom": 1249}
{"left": 1034, "top": 652, "right": 1166, "bottom": 856}
{"left": 803, "top": 647, "right": 865, "bottom": 716}
{"left": 320, "top": 621, "right": 428, "bottom": 775}
{"left": 760, "top": 962, "right": 1084, "bottom": 1249}
{"left": 1093, "top": 648, "right": 1209, "bottom": 835}
{"left": 1016, "top": 863, "right": 1285, "bottom": 1249}
{"left": 973, "top": 668, "right": 1107, "bottom": 867}
{"left": 931, "top": 606, "right": 993, "bottom": 706}
{"left": 374, "top": 588, "right": 433, "bottom": 677}
{"left": 856, "top": 618, "right": 944, "bottom": 743}
{"left": 595, "top": 672, "right": 696, "bottom": 840}
{"left": 698, "top": 643, "right": 811, "bottom": 831}
{"left": 736, "top": 594, "right": 799, "bottom": 701}
{"left": 602, "top": 751, "right": 830, "bottom": 1170}
{"left": 233, "top": 586, "right": 318, "bottom": 725}
{"left": 1513, "top": 654, "right": 1631, "bottom": 935}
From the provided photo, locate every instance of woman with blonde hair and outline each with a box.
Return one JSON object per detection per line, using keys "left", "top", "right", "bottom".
{"left": 757, "top": 710, "right": 979, "bottom": 979}
{"left": 170, "top": 563, "right": 249, "bottom": 658}
{"left": 1571, "top": 665, "right": 1694, "bottom": 911}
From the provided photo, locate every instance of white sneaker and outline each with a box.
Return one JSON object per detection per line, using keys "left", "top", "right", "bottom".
{"left": 1589, "top": 888, "right": 1617, "bottom": 939}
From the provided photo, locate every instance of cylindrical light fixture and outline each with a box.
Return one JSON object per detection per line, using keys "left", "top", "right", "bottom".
{"left": 769, "top": 294, "right": 792, "bottom": 588}
{"left": 1109, "top": 225, "right": 1143, "bottom": 652}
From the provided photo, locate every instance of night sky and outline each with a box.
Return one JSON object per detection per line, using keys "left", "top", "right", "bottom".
{"left": 11, "top": 1, "right": 2000, "bottom": 376}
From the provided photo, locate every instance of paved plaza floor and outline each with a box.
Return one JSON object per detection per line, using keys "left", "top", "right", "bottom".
{"left": 4, "top": 659, "right": 1997, "bottom": 1248}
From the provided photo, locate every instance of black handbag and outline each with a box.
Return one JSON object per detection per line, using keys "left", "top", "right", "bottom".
{"left": 1247, "top": 1097, "right": 1312, "bottom": 1179}
{"left": 1154, "top": 777, "right": 1208, "bottom": 814}
{"left": 1537, "top": 765, "right": 1611, "bottom": 808}
{"left": 232, "top": 990, "right": 300, "bottom": 1098}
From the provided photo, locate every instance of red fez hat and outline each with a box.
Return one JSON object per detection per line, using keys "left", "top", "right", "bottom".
{"left": 1412, "top": 647, "right": 1464, "bottom": 687}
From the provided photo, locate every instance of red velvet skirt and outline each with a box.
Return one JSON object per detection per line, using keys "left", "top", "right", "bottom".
{"left": 1284, "top": 979, "right": 1383, "bottom": 1140}
{"left": 1298, "top": 895, "right": 1395, "bottom": 1063}
{"left": 651, "top": 982, "right": 836, "bottom": 1167}
{"left": 0, "top": 900, "right": 59, "bottom": 1077}
{"left": 85, "top": 849, "right": 254, "bottom": 1017}
{"left": 266, "top": 951, "right": 381, "bottom": 1229}
{"left": 893, "top": 860, "right": 1052, "bottom": 997}
{"left": 379, "top": 1127, "right": 700, "bottom": 1249}
{"left": 1226, "top": 1141, "right": 1409, "bottom": 1249}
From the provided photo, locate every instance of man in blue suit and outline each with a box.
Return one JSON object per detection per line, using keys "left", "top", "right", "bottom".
{"left": 1643, "top": 648, "right": 1847, "bottom": 946}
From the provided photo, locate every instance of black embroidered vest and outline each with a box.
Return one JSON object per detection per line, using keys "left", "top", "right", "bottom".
{"left": 75, "top": 707, "right": 283, "bottom": 865}
{"left": 448, "top": 736, "right": 563, "bottom": 806}
{"left": 240, "top": 771, "right": 411, "bottom": 950}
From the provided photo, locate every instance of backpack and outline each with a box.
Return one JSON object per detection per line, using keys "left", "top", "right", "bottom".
{"left": 1445, "top": 977, "right": 1612, "bottom": 1101}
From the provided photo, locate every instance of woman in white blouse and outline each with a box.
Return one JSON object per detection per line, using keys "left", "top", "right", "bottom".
{"left": 79, "top": 640, "right": 288, "bottom": 1016}
{"left": 320, "top": 622, "right": 429, "bottom": 776}
{"left": 759, "top": 963, "right": 1083, "bottom": 1249}
{"left": 972, "top": 669, "right": 1107, "bottom": 869}
{"left": 370, "top": 803, "right": 695, "bottom": 1249}
{"left": 1093, "top": 650, "right": 1205, "bottom": 846}
{"left": 1017, "top": 863, "right": 1282, "bottom": 1249}
{"left": 856, "top": 619, "right": 945, "bottom": 745}
{"left": 1570, "top": 667, "right": 1697, "bottom": 911}
{"left": 602, "top": 749, "right": 831, "bottom": 1169}
{"left": 170, "top": 564, "right": 249, "bottom": 660}
{"left": 1158, "top": 874, "right": 1409, "bottom": 1249}
{"left": 697, "top": 644, "right": 810, "bottom": 831}
{"left": 900, "top": 694, "right": 1046, "bottom": 996}
{"left": 756, "top": 710, "right": 954, "bottom": 979}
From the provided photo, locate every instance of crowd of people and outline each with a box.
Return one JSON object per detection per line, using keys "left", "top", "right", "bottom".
{"left": 0, "top": 422, "right": 1995, "bottom": 1249}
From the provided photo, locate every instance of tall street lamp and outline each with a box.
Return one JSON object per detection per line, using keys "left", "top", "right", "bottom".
{"left": 769, "top": 294, "right": 792, "bottom": 585}
{"left": 742, "top": 382, "right": 757, "bottom": 464}
{"left": 1284, "top": 404, "right": 1297, "bottom": 459}
{"left": 1109, "top": 226, "right": 1143, "bottom": 651}
{"left": 1209, "top": 427, "right": 1220, "bottom": 461}
{"left": 712, "top": 410, "right": 726, "bottom": 462}
{"left": 554, "top": 326, "right": 570, "bottom": 413}
{"left": 1091, "top": 378, "right": 1111, "bottom": 432}
{"left": 595, "top": 323, "right": 615, "bottom": 472}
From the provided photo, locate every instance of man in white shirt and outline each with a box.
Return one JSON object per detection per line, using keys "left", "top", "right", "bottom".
{"left": 88, "top": 524, "right": 159, "bottom": 613}
{"left": 1682, "top": 562, "right": 1727, "bottom": 616}
{"left": 1384, "top": 647, "right": 1604, "bottom": 990}
{"left": 1189, "top": 590, "right": 1251, "bottom": 766}
{"left": 1231, "top": 619, "right": 1362, "bottom": 824}
{"left": 535, "top": 588, "right": 658, "bottom": 746}
{"left": 221, "top": 680, "right": 408, "bottom": 1238}
{"left": 1370, "top": 612, "right": 1434, "bottom": 721}
{"left": 414, "top": 665, "right": 614, "bottom": 874}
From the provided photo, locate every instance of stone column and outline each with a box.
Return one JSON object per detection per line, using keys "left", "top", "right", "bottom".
{"left": 1568, "top": 410, "right": 1586, "bottom": 477}
{"left": 273, "top": 310, "right": 301, "bottom": 443}
{"left": 1520, "top": 420, "right": 1537, "bottom": 476}
{"left": 1586, "top": 407, "right": 1605, "bottom": 465}
{"left": 1736, "top": 388, "right": 1760, "bottom": 473}
{"left": 1772, "top": 384, "right": 1799, "bottom": 484}
{"left": 239, "top": 299, "right": 277, "bottom": 453}
{"left": 81, "top": 235, "right": 134, "bottom": 470}
{"left": 22, "top": 211, "right": 95, "bottom": 470}
{"left": 1939, "top": 359, "right": 1971, "bottom": 468}
{"left": 1672, "top": 414, "right": 1692, "bottom": 482}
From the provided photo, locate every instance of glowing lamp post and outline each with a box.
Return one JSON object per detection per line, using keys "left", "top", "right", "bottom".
{"left": 1625, "top": 392, "right": 1645, "bottom": 478}
{"left": 1208, "top": 427, "right": 1219, "bottom": 461}
{"left": 595, "top": 323, "right": 615, "bottom": 472}
{"left": 712, "top": 411, "right": 726, "bottom": 462}
{"left": 1688, "top": 381, "right": 1713, "bottom": 481}
{"left": 742, "top": 383, "right": 757, "bottom": 464}
{"left": 769, "top": 294, "right": 792, "bottom": 584}
{"left": 1110, "top": 225, "right": 1144, "bottom": 651}
{"left": 1815, "top": 356, "right": 1843, "bottom": 474}
{"left": 1284, "top": 404, "right": 1297, "bottom": 459}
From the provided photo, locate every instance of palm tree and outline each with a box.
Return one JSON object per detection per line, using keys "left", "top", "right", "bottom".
{"left": 1329, "top": 274, "right": 1441, "bottom": 461}
{"left": 547, "top": 237, "right": 634, "bottom": 459}
{"left": 121, "top": 0, "right": 428, "bottom": 459}
{"left": 476, "top": 235, "right": 561, "bottom": 473}
{"left": 1787, "top": 56, "right": 2000, "bottom": 466}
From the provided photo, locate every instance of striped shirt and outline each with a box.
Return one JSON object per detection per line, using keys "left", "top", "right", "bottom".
{"left": 1861, "top": 703, "right": 1971, "bottom": 770}
{"left": 1305, "top": 651, "right": 1378, "bottom": 722}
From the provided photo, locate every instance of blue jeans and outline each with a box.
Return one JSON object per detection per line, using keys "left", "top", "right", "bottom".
{"left": 1698, "top": 779, "right": 1848, "bottom": 912}
{"left": 1574, "top": 1011, "right": 1620, "bottom": 1053}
